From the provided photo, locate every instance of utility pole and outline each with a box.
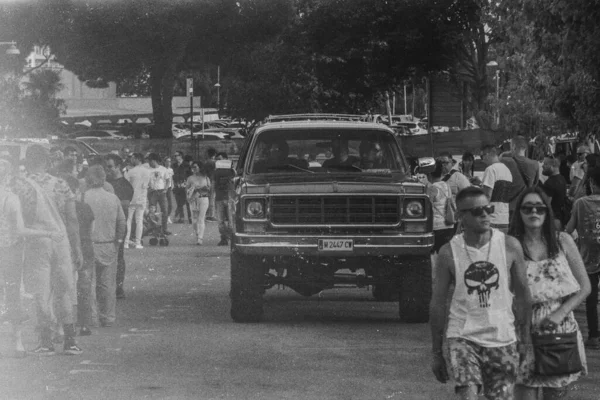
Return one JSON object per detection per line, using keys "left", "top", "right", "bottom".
{"left": 404, "top": 83, "right": 407, "bottom": 115}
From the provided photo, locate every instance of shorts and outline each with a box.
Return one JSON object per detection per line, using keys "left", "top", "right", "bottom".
{"left": 448, "top": 337, "right": 518, "bottom": 399}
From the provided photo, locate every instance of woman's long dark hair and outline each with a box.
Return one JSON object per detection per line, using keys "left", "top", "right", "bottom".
{"left": 508, "top": 186, "right": 560, "bottom": 259}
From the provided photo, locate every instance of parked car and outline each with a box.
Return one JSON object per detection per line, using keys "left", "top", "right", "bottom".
{"left": 228, "top": 114, "right": 435, "bottom": 323}
{"left": 175, "top": 131, "right": 232, "bottom": 141}
{"left": 67, "top": 130, "right": 128, "bottom": 141}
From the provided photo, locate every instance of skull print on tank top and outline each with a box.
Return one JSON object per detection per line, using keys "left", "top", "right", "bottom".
{"left": 447, "top": 229, "right": 517, "bottom": 347}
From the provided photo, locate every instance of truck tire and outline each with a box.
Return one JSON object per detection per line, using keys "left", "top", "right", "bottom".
{"left": 398, "top": 256, "right": 431, "bottom": 323}
{"left": 230, "top": 248, "right": 265, "bottom": 323}
{"left": 372, "top": 284, "right": 399, "bottom": 302}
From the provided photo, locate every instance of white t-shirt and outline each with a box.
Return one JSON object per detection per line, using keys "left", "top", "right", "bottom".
{"left": 430, "top": 181, "right": 453, "bottom": 231}
{"left": 165, "top": 167, "right": 174, "bottom": 189}
{"left": 126, "top": 165, "right": 151, "bottom": 206}
{"left": 482, "top": 162, "right": 512, "bottom": 225}
{"left": 148, "top": 165, "right": 169, "bottom": 191}
{"left": 444, "top": 170, "right": 471, "bottom": 199}
{"left": 570, "top": 160, "right": 585, "bottom": 182}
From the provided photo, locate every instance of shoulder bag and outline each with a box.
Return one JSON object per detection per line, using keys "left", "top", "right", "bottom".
{"left": 532, "top": 332, "right": 582, "bottom": 376}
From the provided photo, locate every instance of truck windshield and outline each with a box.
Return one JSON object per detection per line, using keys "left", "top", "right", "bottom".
{"left": 248, "top": 129, "right": 407, "bottom": 174}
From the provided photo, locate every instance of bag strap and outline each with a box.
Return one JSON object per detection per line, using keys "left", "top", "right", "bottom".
{"left": 442, "top": 170, "right": 456, "bottom": 182}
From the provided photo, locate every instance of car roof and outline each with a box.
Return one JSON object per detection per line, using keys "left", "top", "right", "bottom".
{"left": 256, "top": 120, "right": 394, "bottom": 134}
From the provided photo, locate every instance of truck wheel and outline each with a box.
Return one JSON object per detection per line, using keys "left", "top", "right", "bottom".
{"left": 230, "top": 249, "right": 265, "bottom": 323}
{"left": 372, "top": 284, "right": 399, "bottom": 302}
{"left": 398, "top": 256, "right": 432, "bottom": 323}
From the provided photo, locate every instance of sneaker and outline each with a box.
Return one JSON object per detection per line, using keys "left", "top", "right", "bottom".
{"left": 63, "top": 343, "right": 83, "bottom": 356}
{"left": 164, "top": 230, "right": 172, "bottom": 236}
{"left": 585, "top": 337, "right": 600, "bottom": 349}
{"left": 124, "top": 242, "right": 129, "bottom": 249}
{"left": 196, "top": 238, "right": 203, "bottom": 246}
{"left": 135, "top": 244, "right": 144, "bottom": 249}
{"left": 167, "top": 217, "right": 173, "bottom": 224}
{"left": 29, "top": 345, "right": 55, "bottom": 356}
{"left": 79, "top": 326, "right": 92, "bottom": 336}
{"left": 217, "top": 239, "right": 228, "bottom": 246}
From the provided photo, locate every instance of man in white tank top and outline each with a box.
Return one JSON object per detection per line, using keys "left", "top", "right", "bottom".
{"left": 430, "top": 186, "right": 532, "bottom": 399}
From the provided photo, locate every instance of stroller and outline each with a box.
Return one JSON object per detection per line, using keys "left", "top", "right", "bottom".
{"left": 143, "top": 206, "right": 169, "bottom": 246}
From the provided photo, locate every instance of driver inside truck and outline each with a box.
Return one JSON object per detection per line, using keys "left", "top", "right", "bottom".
{"left": 358, "top": 140, "right": 386, "bottom": 169}
{"left": 322, "top": 138, "right": 359, "bottom": 168}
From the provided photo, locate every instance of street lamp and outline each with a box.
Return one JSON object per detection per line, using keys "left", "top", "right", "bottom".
{"left": 0, "top": 41, "right": 20, "bottom": 55}
{"left": 486, "top": 61, "right": 500, "bottom": 125}
{"left": 214, "top": 65, "right": 220, "bottom": 111}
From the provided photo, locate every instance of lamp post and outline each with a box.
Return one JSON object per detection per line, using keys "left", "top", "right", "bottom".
{"left": 486, "top": 61, "right": 500, "bottom": 126}
{"left": 214, "top": 65, "right": 221, "bottom": 111}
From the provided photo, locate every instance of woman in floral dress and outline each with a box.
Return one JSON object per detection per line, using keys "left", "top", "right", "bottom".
{"left": 509, "top": 187, "right": 591, "bottom": 400}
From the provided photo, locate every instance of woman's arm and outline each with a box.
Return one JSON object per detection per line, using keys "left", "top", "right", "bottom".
{"left": 544, "top": 233, "right": 591, "bottom": 326}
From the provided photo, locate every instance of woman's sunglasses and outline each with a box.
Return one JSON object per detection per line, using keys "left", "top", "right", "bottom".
{"left": 520, "top": 205, "right": 547, "bottom": 215}
{"left": 459, "top": 205, "right": 494, "bottom": 216}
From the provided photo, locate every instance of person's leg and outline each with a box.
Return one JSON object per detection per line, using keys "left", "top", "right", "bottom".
{"left": 166, "top": 188, "right": 173, "bottom": 218}
{"left": 586, "top": 272, "right": 599, "bottom": 342}
{"left": 480, "top": 343, "right": 518, "bottom": 400}
{"left": 197, "top": 197, "right": 209, "bottom": 241}
{"left": 207, "top": 188, "right": 216, "bottom": 219}
{"left": 186, "top": 200, "right": 192, "bottom": 223}
{"left": 77, "top": 258, "right": 93, "bottom": 333}
{"left": 23, "top": 239, "right": 54, "bottom": 352}
{"left": 216, "top": 200, "right": 229, "bottom": 244}
{"left": 51, "top": 238, "right": 80, "bottom": 353}
{"left": 95, "top": 253, "right": 117, "bottom": 326}
{"left": 158, "top": 191, "right": 169, "bottom": 233}
{"left": 447, "top": 338, "right": 483, "bottom": 400}
{"left": 116, "top": 240, "right": 126, "bottom": 298}
{"left": 134, "top": 205, "right": 145, "bottom": 246}
{"left": 124, "top": 205, "right": 135, "bottom": 246}
{"left": 173, "top": 188, "right": 185, "bottom": 221}
{"left": 2, "top": 244, "right": 26, "bottom": 355}
{"left": 192, "top": 210, "right": 200, "bottom": 242}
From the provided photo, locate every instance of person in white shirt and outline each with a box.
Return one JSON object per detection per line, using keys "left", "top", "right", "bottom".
{"left": 124, "top": 153, "right": 151, "bottom": 248}
{"left": 568, "top": 145, "right": 590, "bottom": 197}
{"left": 481, "top": 145, "right": 513, "bottom": 232}
{"left": 147, "top": 153, "right": 171, "bottom": 235}
{"left": 163, "top": 156, "right": 174, "bottom": 224}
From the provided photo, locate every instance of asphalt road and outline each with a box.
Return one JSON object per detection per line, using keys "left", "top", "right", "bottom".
{"left": 0, "top": 222, "right": 599, "bottom": 400}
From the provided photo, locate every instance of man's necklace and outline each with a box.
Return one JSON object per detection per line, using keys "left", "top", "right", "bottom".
{"left": 463, "top": 229, "right": 493, "bottom": 265}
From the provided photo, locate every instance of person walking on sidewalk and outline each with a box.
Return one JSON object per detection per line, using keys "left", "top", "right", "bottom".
{"left": 104, "top": 154, "right": 133, "bottom": 299}
{"left": 172, "top": 151, "right": 191, "bottom": 224}
{"left": 566, "top": 167, "right": 600, "bottom": 350}
{"left": 147, "top": 153, "right": 171, "bottom": 235}
{"left": 124, "top": 153, "right": 150, "bottom": 249}
{"left": 186, "top": 161, "right": 211, "bottom": 245}
{"left": 481, "top": 144, "right": 514, "bottom": 233}
{"left": 84, "top": 166, "right": 126, "bottom": 328}
{"left": 430, "top": 186, "right": 532, "bottom": 399}
{"left": 205, "top": 148, "right": 217, "bottom": 221}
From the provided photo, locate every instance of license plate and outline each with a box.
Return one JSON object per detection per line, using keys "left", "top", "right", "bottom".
{"left": 318, "top": 239, "right": 354, "bottom": 251}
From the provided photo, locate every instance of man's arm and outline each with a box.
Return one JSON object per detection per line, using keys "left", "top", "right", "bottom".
{"left": 505, "top": 235, "right": 532, "bottom": 343}
{"left": 64, "top": 199, "right": 83, "bottom": 269}
{"left": 481, "top": 166, "right": 495, "bottom": 199}
{"left": 115, "top": 197, "right": 127, "bottom": 243}
{"left": 565, "top": 199, "right": 578, "bottom": 234}
{"left": 430, "top": 243, "right": 454, "bottom": 383}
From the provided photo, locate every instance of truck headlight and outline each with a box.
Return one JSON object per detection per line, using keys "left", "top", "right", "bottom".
{"left": 245, "top": 199, "right": 265, "bottom": 219}
{"left": 404, "top": 199, "right": 424, "bottom": 218}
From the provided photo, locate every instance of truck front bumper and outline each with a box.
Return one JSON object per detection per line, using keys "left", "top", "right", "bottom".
{"left": 233, "top": 233, "right": 434, "bottom": 257}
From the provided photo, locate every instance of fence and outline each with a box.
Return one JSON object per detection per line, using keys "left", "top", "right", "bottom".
{"left": 398, "top": 129, "right": 511, "bottom": 158}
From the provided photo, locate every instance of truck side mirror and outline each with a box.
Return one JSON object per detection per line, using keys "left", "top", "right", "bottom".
{"left": 416, "top": 157, "right": 436, "bottom": 174}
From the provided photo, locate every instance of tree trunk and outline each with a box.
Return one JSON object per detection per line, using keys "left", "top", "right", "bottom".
{"left": 150, "top": 60, "right": 168, "bottom": 138}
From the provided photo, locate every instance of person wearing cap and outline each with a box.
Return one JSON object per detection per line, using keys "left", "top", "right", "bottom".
{"left": 438, "top": 151, "right": 471, "bottom": 202}
{"left": 569, "top": 145, "right": 590, "bottom": 197}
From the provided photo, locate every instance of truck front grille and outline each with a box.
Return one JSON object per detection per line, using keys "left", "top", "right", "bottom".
{"left": 270, "top": 196, "right": 400, "bottom": 225}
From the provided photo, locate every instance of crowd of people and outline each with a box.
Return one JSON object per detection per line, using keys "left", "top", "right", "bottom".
{"left": 426, "top": 136, "right": 598, "bottom": 399}
{"left": 0, "top": 144, "right": 233, "bottom": 357}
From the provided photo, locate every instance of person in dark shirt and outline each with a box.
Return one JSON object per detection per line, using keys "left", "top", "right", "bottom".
{"left": 63, "top": 175, "right": 95, "bottom": 336}
{"left": 214, "top": 152, "right": 235, "bottom": 245}
{"left": 172, "top": 151, "right": 192, "bottom": 224}
{"left": 539, "top": 156, "right": 567, "bottom": 230}
{"left": 104, "top": 154, "right": 133, "bottom": 299}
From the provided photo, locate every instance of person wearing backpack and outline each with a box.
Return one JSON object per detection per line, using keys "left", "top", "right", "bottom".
{"left": 427, "top": 160, "right": 456, "bottom": 254}
{"left": 0, "top": 158, "right": 63, "bottom": 357}
{"left": 566, "top": 167, "right": 600, "bottom": 350}
{"left": 481, "top": 145, "right": 514, "bottom": 233}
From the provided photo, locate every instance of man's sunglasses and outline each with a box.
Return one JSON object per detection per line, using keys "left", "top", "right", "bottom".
{"left": 520, "top": 205, "right": 548, "bottom": 215}
{"left": 459, "top": 205, "right": 494, "bottom": 216}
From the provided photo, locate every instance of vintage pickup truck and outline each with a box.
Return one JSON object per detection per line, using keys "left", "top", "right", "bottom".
{"left": 229, "top": 114, "right": 435, "bottom": 323}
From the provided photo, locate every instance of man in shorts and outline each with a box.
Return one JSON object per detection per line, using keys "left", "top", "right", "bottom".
{"left": 430, "top": 186, "right": 531, "bottom": 399}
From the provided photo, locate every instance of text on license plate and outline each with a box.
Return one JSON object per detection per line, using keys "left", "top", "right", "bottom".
{"left": 318, "top": 239, "right": 354, "bottom": 251}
